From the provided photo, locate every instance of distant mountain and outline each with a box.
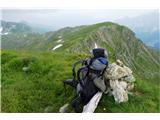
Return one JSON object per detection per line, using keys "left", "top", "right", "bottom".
{"left": 153, "top": 42, "right": 160, "bottom": 50}
{"left": 1, "top": 21, "right": 159, "bottom": 82}
{"left": 0, "top": 20, "right": 53, "bottom": 35}
{"left": 0, "top": 20, "right": 32, "bottom": 35}
{"left": 27, "top": 23, "right": 56, "bottom": 33}
{"left": 116, "top": 12, "right": 159, "bottom": 49}
{"left": 0, "top": 20, "right": 55, "bottom": 50}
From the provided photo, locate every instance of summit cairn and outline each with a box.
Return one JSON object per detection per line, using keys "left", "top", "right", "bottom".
{"left": 104, "top": 59, "right": 135, "bottom": 103}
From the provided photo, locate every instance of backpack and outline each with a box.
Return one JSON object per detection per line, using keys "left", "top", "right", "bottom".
{"left": 63, "top": 48, "right": 108, "bottom": 112}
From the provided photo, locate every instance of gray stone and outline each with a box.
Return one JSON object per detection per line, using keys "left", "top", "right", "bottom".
{"left": 124, "top": 74, "right": 135, "bottom": 82}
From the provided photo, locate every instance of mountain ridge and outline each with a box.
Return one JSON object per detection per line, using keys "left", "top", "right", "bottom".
{"left": 1, "top": 21, "right": 159, "bottom": 79}
{"left": 1, "top": 21, "right": 160, "bottom": 112}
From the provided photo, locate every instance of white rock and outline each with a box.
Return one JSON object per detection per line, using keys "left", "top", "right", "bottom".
{"left": 119, "top": 81, "right": 128, "bottom": 90}
{"left": 105, "top": 63, "right": 128, "bottom": 80}
{"left": 123, "top": 66, "right": 133, "bottom": 74}
{"left": 103, "top": 61, "right": 135, "bottom": 104}
{"left": 124, "top": 74, "right": 135, "bottom": 82}
{"left": 110, "top": 80, "right": 128, "bottom": 103}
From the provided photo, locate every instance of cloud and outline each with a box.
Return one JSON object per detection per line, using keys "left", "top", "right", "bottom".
{"left": 1, "top": 9, "right": 157, "bottom": 29}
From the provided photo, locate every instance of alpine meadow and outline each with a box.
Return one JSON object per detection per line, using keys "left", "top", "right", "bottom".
{"left": 1, "top": 12, "right": 160, "bottom": 112}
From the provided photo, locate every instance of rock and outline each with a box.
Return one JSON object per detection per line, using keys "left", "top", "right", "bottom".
{"left": 124, "top": 74, "right": 135, "bottom": 82}
{"left": 22, "top": 67, "right": 29, "bottom": 72}
{"left": 104, "top": 60, "right": 135, "bottom": 103}
{"left": 127, "top": 82, "right": 134, "bottom": 91}
{"left": 119, "top": 81, "right": 128, "bottom": 90}
{"left": 105, "top": 59, "right": 133, "bottom": 80}
{"left": 110, "top": 80, "right": 128, "bottom": 103}
{"left": 116, "top": 59, "right": 124, "bottom": 67}
{"left": 123, "top": 66, "right": 133, "bottom": 74}
{"left": 105, "top": 63, "right": 128, "bottom": 80}
{"left": 59, "top": 103, "right": 69, "bottom": 113}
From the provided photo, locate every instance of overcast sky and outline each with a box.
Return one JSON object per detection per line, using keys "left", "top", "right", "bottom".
{"left": 1, "top": 9, "right": 158, "bottom": 29}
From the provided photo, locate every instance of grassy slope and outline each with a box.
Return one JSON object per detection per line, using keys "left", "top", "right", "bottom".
{"left": 1, "top": 50, "right": 160, "bottom": 112}
{"left": 48, "top": 22, "right": 160, "bottom": 84}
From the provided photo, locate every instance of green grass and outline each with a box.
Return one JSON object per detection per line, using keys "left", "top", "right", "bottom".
{"left": 1, "top": 50, "right": 85, "bottom": 112}
{"left": 1, "top": 50, "right": 160, "bottom": 113}
{"left": 96, "top": 79, "right": 160, "bottom": 113}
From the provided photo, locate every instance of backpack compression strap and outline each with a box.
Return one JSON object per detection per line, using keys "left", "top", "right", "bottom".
{"left": 77, "top": 58, "right": 94, "bottom": 88}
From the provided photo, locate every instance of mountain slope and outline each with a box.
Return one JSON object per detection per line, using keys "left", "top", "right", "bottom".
{"left": 2, "top": 21, "right": 160, "bottom": 89}
{"left": 1, "top": 50, "right": 160, "bottom": 112}
{"left": 45, "top": 22, "right": 160, "bottom": 82}
{"left": 1, "top": 20, "right": 32, "bottom": 34}
{"left": 1, "top": 21, "right": 160, "bottom": 112}
{"left": 1, "top": 20, "right": 55, "bottom": 51}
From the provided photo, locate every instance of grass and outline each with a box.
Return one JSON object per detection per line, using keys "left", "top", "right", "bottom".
{"left": 1, "top": 50, "right": 84, "bottom": 112}
{"left": 1, "top": 50, "right": 160, "bottom": 113}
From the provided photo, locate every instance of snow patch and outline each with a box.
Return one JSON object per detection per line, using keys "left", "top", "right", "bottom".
{"left": 0, "top": 27, "right": 3, "bottom": 35}
{"left": 58, "top": 36, "right": 62, "bottom": 39}
{"left": 0, "top": 27, "right": 3, "bottom": 32}
{"left": 52, "top": 44, "right": 63, "bottom": 50}
{"left": 57, "top": 39, "right": 63, "bottom": 43}
{"left": 3, "top": 32, "right": 9, "bottom": 35}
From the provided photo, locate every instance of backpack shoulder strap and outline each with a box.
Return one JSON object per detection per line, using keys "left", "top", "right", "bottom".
{"left": 99, "top": 59, "right": 108, "bottom": 77}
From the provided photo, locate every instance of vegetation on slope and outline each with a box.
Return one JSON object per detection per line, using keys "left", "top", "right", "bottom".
{"left": 1, "top": 50, "right": 160, "bottom": 112}
{"left": 1, "top": 21, "right": 160, "bottom": 113}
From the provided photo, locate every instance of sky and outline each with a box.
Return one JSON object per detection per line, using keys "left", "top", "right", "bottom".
{"left": 1, "top": 9, "right": 157, "bottom": 30}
